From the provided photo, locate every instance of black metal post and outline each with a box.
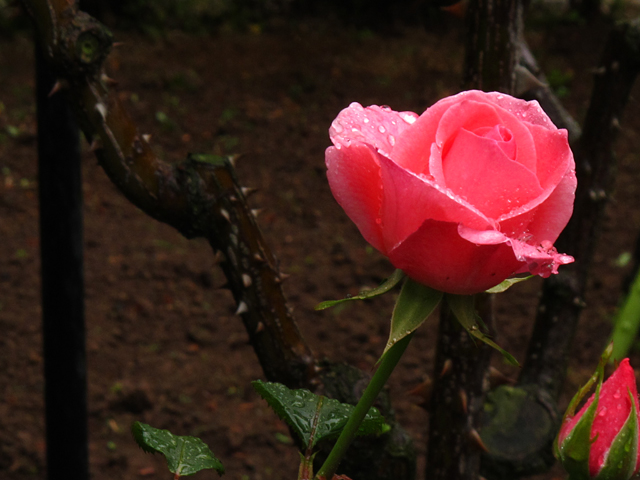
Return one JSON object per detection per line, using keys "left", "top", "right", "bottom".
{"left": 35, "top": 44, "right": 88, "bottom": 480}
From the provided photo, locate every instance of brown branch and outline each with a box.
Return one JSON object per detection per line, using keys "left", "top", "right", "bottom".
{"left": 426, "top": 294, "right": 494, "bottom": 480}
{"left": 21, "top": 0, "right": 316, "bottom": 388}
{"left": 519, "top": 17, "right": 640, "bottom": 400}
{"left": 478, "top": 18, "right": 640, "bottom": 479}
{"left": 426, "top": 1, "right": 524, "bottom": 479}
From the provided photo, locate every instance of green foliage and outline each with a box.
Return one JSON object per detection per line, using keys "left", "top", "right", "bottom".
{"left": 446, "top": 294, "right": 519, "bottom": 366}
{"left": 611, "top": 267, "right": 640, "bottom": 361}
{"left": 131, "top": 422, "right": 225, "bottom": 477}
{"left": 383, "top": 279, "right": 442, "bottom": 355}
{"left": 485, "top": 276, "right": 533, "bottom": 293}
{"left": 315, "top": 269, "right": 405, "bottom": 311}
{"left": 252, "top": 380, "right": 387, "bottom": 451}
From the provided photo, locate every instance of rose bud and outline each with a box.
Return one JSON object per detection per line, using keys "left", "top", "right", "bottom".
{"left": 556, "top": 358, "right": 640, "bottom": 480}
{"left": 325, "top": 90, "right": 576, "bottom": 295}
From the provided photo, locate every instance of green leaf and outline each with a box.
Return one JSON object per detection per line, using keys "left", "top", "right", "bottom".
{"left": 446, "top": 294, "right": 519, "bottom": 366}
{"left": 485, "top": 276, "right": 533, "bottom": 293}
{"left": 131, "top": 422, "right": 224, "bottom": 477}
{"left": 383, "top": 279, "right": 442, "bottom": 355}
{"left": 252, "top": 380, "right": 386, "bottom": 451}
{"left": 315, "top": 270, "right": 405, "bottom": 310}
{"left": 597, "top": 388, "right": 639, "bottom": 480}
{"left": 556, "top": 382, "right": 601, "bottom": 480}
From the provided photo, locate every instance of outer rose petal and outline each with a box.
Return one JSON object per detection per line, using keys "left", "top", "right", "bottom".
{"left": 326, "top": 145, "right": 385, "bottom": 252}
{"left": 388, "top": 220, "right": 522, "bottom": 295}
{"left": 329, "top": 102, "right": 418, "bottom": 157}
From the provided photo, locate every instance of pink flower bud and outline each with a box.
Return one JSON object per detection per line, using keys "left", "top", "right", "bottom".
{"left": 556, "top": 359, "right": 640, "bottom": 480}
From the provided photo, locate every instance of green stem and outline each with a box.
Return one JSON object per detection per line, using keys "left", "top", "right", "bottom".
{"left": 315, "top": 333, "right": 414, "bottom": 480}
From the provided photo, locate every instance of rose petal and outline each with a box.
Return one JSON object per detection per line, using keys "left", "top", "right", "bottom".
{"left": 443, "top": 128, "right": 543, "bottom": 219}
{"left": 388, "top": 219, "right": 522, "bottom": 295}
{"left": 509, "top": 238, "right": 574, "bottom": 277}
{"left": 330, "top": 102, "right": 418, "bottom": 158}
{"left": 462, "top": 90, "right": 557, "bottom": 130}
{"left": 527, "top": 124, "right": 574, "bottom": 189}
{"left": 520, "top": 167, "right": 577, "bottom": 245}
{"left": 378, "top": 154, "right": 493, "bottom": 252}
{"left": 326, "top": 145, "right": 385, "bottom": 252}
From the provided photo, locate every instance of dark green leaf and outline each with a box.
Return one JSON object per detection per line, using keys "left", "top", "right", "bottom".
{"left": 446, "top": 294, "right": 519, "bottom": 366}
{"left": 252, "top": 380, "right": 386, "bottom": 451}
{"left": 131, "top": 422, "right": 224, "bottom": 477}
{"left": 555, "top": 382, "right": 601, "bottom": 480}
{"left": 315, "top": 270, "right": 405, "bottom": 310}
{"left": 383, "top": 279, "right": 442, "bottom": 355}
{"left": 485, "top": 276, "right": 533, "bottom": 293}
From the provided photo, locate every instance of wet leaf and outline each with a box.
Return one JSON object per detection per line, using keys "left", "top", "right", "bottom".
{"left": 446, "top": 294, "right": 519, "bottom": 366}
{"left": 252, "top": 380, "right": 386, "bottom": 451}
{"left": 131, "top": 422, "right": 224, "bottom": 477}
{"left": 315, "top": 270, "right": 405, "bottom": 310}
{"left": 383, "top": 279, "right": 442, "bottom": 355}
{"left": 485, "top": 276, "right": 533, "bottom": 293}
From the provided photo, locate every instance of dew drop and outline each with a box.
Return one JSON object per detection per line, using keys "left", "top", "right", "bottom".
{"left": 364, "top": 117, "right": 370, "bottom": 123}
{"left": 388, "top": 134, "right": 396, "bottom": 146}
{"left": 375, "top": 218, "right": 382, "bottom": 225}
{"left": 497, "top": 94, "right": 504, "bottom": 100}
{"left": 400, "top": 112, "right": 417, "bottom": 124}
{"left": 614, "top": 391, "right": 622, "bottom": 399}
{"left": 378, "top": 125, "right": 386, "bottom": 133}
{"left": 598, "top": 407, "right": 607, "bottom": 417}
{"left": 352, "top": 127, "right": 359, "bottom": 133}
{"left": 332, "top": 121, "right": 344, "bottom": 134}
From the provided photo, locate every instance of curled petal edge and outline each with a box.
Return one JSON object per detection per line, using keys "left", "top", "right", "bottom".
{"left": 458, "top": 225, "right": 574, "bottom": 278}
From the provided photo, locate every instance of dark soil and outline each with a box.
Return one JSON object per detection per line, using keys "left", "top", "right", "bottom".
{"left": 1, "top": 11, "right": 640, "bottom": 480}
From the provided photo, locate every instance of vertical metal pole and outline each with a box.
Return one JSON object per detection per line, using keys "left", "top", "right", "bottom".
{"left": 35, "top": 45, "right": 89, "bottom": 480}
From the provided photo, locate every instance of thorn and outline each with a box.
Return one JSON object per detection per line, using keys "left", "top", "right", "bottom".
{"left": 459, "top": 389, "right": 468, "bottom": 414}
{"left": 220, "top": 208, "right": 231, "bottom": 223}
{"left": 228, "top": 154, "right": 240, "bottom": 168}
{"left": 142, "top": 134, "right": 152, "bottom": 143}
{"left": 468, "top": 429, "right": 489, "bottom": 452}
{"left": 89, "top": 138, "right": 103, "bottom": 152}
{"left": 313, "top": 364, "right": 324, "bottom": 373}
{"left": 488, "top": 367, "right": 515, "bottom": 389}
{"left": 440, "top": 358, "right": 452, "bottom": 377}
{"left": 251, "top": 209, "right": 263, "bottom": 219}
{"left": 242, "top": 274, "right": 252, "bottom": 288}
{"left": 48, "top": 79, "right": 67, "bottom": 97}
{"left": 278, "top": 272, "right": 291, "bottom": 283}
{"left": 213, "top": 250, "right": 225, "bottom": 263}
{"left": 235, "top": 301, "right": 249, "bottom": 315}
{"left": 95, "top": 102, "right": 108, "bottom": 120}
{"left": 407, "top": 378, "right": 432, "bottom": 407}
{"left": 241, "top": 187, "right": 258, "bottom": 198}
{"left": 255, "top": 321, "right": 264, "bottom": 334}
{"left": 101, "top": 73, "right": 118, "bottom": 86}
{"left": 253, "top": 253, "right": 265, "bottom": 263}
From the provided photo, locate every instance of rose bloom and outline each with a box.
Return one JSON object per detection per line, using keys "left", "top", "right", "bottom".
{"left": 325, "top": 90, "right": 576, "bottom": 295}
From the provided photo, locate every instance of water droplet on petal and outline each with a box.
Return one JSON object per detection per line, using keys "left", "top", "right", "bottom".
{"left": 598, "top": 407, "right": 607, "bottom": 417}
{"left": 363, "top": 117, "right": 369, "bottom": 123}
{"left": 378, "top": 125, "right": 386, "bottom": 133}
{"left": 388, "top": 134, "right": 395, "bottom": 146}
{"left": 614, "top": 391, "right": 622, "bottom": 399}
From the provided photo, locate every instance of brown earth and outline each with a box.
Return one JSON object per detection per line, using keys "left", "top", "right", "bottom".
{"left": 1, "top": 11, "right": 640, "bottom": 480}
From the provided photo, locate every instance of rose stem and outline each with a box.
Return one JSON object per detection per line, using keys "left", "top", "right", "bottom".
{"left": 315, "top": 333, "right": 414, "bottom": 480}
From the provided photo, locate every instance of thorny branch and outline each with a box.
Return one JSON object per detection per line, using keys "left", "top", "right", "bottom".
{"left": 21, "top": 1, "right": 417, "bottom": 478}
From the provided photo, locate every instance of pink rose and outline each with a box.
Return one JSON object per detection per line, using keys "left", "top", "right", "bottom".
{"left": 325, "top": 90, "right": 576, "bottom": 295}
{"left": 557, "top": 358, "right": 640, "bottom": 479}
